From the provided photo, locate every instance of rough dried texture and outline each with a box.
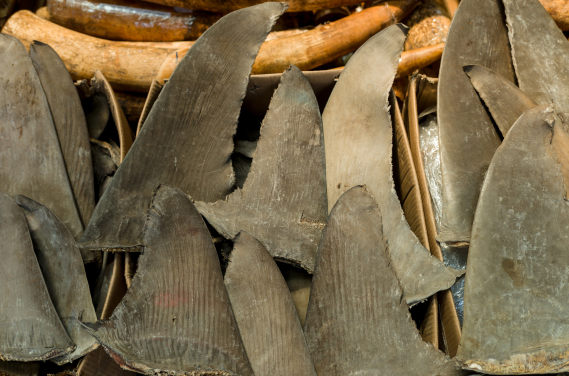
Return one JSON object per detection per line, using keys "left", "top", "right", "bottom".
{"left": 0, "top": 192, "right": 74, "bottom": 361}
{"left": 504, "top": 0, "right": 569, "bottom": 113}
{"left": 86, "top": 185, "right": 253, "bottom": 375}
{"left": 0, "top": 361, "right": 39, "bottom": 376}
{"left": 29, "top": 41, "right": 95, "bottom": 233}
{"left": 465, "top": 65, "right": 537, "bottom": 136}
{"left": 77, "top": 3, "right": 285, "bottom": 253}
{"left": 457, "top": 105, "right": 569, "bottom": 374}
{"left": 15, "top": 196, "right": 98, "bottom": 365}
{"left": 323, "top": 24, "right": 461, "bottom": 304}
{"left": 403, "top": 74, "right": 462, "bottom": 357}
{"left": 0, "top": 34, "right": 84, "bottom": 242}
{"left": 304, "top": 186, "right": 462, "bottom": 376}
{"left": 46, "top": 0, "right": 220, "bottom": 42}
{"left": 437, "top": 0, "right": 515, "bottom": 243}
{"left": 91, "top": 71, "right": 133, "bottom": 162}
{"left": 196, "top": 66, "right": 327, "bottom": 272}
{"left": 404, "top": 1, "right": 450, "bottom": 51}
{"left": 538, "top": 0, "right": 569, "bottom": 30}
{"left": 136, "top": 80, "right": 162, "bottom": 136}
{"left": 224, "top": 232, "right": 317, "bottom": 376}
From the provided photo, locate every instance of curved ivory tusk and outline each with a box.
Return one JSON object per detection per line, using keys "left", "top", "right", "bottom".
{"left": 44, "top": 0, "right": 220, "bottom": 42}
{"left": 4, "top": 1, "right": 415, "bottom": 91}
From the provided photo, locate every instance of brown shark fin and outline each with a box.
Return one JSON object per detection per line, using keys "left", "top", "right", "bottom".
{"left": 224, "top": 232, "right": 317, "bottom": 376}
{"left": 29, "top": 41, "right": 96, "bottom": 233}
{"left": 323, "top": 23, "right": 461, "bottom": 304}
{"left": 195, "top": 65, "right": 327, "bottom": 273}
{"left": 15, "top": 196, "right": 99, "bottom": 365}
{"left": 304, "top": 186, "right": 462, "bottom": 375}
{"left": 0, "top": 34, "right": 84, "bottom": 246}
{"left": 437, "top": 0, "right": 515, "bottom": 243}
{"left": 458, "top": 105, "right": 569, "bottom": 374}
{"left": 0, "top": 192, "right": 74, "bottom": 362}
{"left": 464, "top": 64, "right": 537, "bottom": 136}
{"left": 84, "top": 185, "right": 253, "bottom": 375}
{"left": 77, "top": 3, "right": 287, "bottom": 253}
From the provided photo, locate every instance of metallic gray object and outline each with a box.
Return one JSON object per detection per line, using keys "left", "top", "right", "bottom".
{"left": 437, "top": 0, "right": 515, "bottom": 243}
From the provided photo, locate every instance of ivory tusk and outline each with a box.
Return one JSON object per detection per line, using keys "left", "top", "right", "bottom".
{"left": 4, "top": 1, "right": 415, "bottom": 92}
{"left": 44, "top": 0, "right": 221, "bottom": 42}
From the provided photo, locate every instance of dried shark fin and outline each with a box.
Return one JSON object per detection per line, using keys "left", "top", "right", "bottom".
{"left": 82, "top": 92, "right": 111, "bottom": 140}
{"left": 85, "top": 185, "right": 253, "bottom": 375}
{"left": 464, "top": 65, "right": 537, "bottom": 136}
{"left": 224, "top": 232, "right": 317, "bottom": 376}
{"left": 0, "top": 192, "right": 74, "bottom": 361}
{"left": 29, "top": 41, "right": 96, "bottom": 231}
{"left": 77, "top": 2, "right": 287, "bottom": 253}
{"left": 323, "top": 23, "right": 461, "bottom": 304}
{"left": 278, "top": 263, "right": 312, "bottom": 326}
{"left": 504, "top": 0, "right": 569, "bottom": 112}
{"left": 457, "top": 105, "right": 569, "bottom": 374}
{"left": 136, "top": 79, "right": 163, "bottom": 136}
{"left": 437, "top": 0, "right": 515, "bottom": 243}
{"left": 304, "top": 186, "right": 462, "bottom": 375}
{"left": 0, "top": 34, "right": 83, "bottom": 244}
{"left": 195, "top": 65, "right": 327, "bottom": 272}
{"left": 14, "top": 196, "right": 99, "bottom": 365}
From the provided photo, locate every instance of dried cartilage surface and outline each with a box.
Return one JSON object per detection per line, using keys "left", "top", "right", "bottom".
{"left": 85, "top": 185, "right": 253, "bottom": 376}
{"left": 0, "top": 192, "right": 74, "bottom": 362}
{"left": 196, "top": 65, "right": 327, "bottom": 272}
{"left": 278, "top": 262, "right": 312, "bottom": 326}
{"left": 437, "top": 0, "right": 515, "bottom": 243}
{"left": 465, "top": 65, "right": 537, "bottom": 136}
{"left": 504, "top": 0, "right": 569, "bottom": 112}
{"left": 304, "top": 186, "right": 462, "bottom": 376}
{"left": 224, "top": 232, "right": 317, "bottom": 376}
{"left": 29, "top": 41, "right": 95, "bottom": 230}
{"left": 78, "top": 3, "right": 286, "bottom": 253}
{"left": 323, "top": 23, "right": 460, "bottom": 304}
{"left": 82, "top": 92, "right": 110, "bottom": 140}
{"left": 458, "top": 106, "right": 569, "bottom": 374}
{"left": 15, "top": 196, "right": 98, "bottom": 365}
{"left": 0, "top": 34, "right": 83, "bottom": 243}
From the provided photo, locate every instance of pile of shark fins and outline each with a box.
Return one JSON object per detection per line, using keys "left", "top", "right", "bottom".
{"left": 428, "top": 0, "right": 569, "bottom": 373}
